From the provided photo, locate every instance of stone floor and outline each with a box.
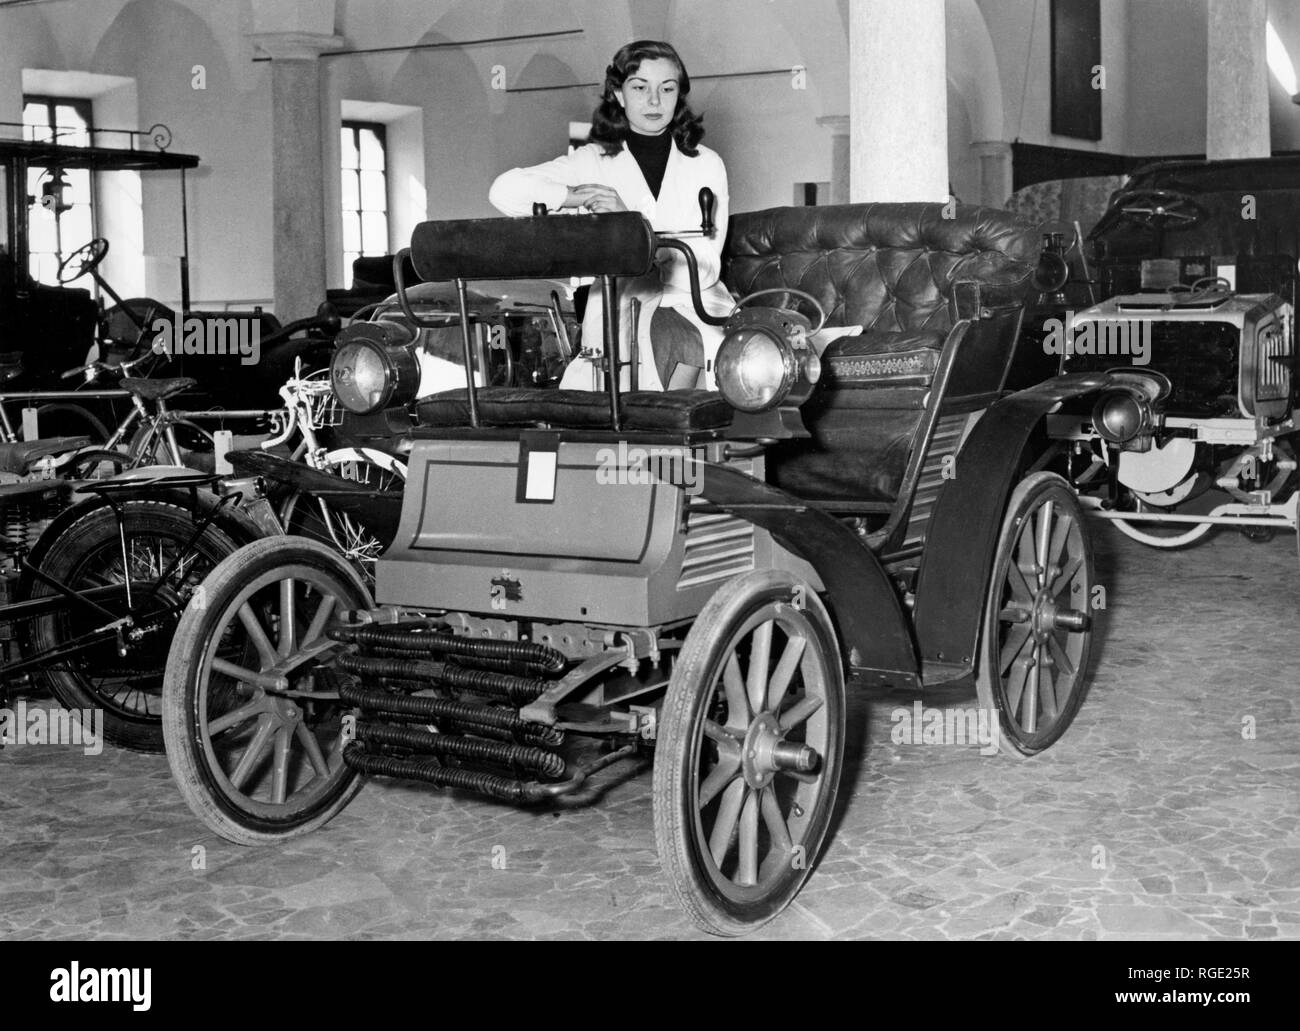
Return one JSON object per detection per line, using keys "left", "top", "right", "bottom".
{"left": 1, "top": 521, "right": 1297, "bottom": 940}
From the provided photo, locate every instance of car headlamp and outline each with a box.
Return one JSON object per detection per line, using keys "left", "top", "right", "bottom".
{"left": 1090, "top": 369, "right": 1171, "bottom": 449}
{"left": 330, "top": 322, "right": 421, "bottom": 414}
{"left": 715, "top": 307, "right": 821, "bottom": 413}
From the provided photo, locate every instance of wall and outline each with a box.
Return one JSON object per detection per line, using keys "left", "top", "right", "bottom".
{"left": 3, "top": 0, "right": 1297, "bottom": 312}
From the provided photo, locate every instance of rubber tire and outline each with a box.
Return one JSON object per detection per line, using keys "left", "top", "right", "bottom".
{"left": 653, "top": 569, "right": 845, "bottom": 937}
{"left": 162, "top": 536, "right": 372, "bottom": 845}
{"left": 976, "top": 472, "right": 1094, "bottom": 757}
{"left": 29, "top": 500, "right": 241, "bottom": 752}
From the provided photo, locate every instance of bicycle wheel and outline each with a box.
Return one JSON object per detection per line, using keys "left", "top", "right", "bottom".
{"left": 27, "top": 500, "right": 240, "bottom": 752}
{"left": 31, "top": 402, "right": 111, "bottom": 444}
{"left": 278, "top": 447, "right": 406, "bottom": 582}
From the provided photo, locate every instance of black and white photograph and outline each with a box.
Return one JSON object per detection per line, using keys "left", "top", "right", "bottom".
{"left": 0, "top": 0, "right": 1294, "bottom": 970}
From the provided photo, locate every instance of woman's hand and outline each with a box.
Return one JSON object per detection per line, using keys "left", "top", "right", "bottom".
{"left": 562, "top": 184, "right": 628, "bottom": 213}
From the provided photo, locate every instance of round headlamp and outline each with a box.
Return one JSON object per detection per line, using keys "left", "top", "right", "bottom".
{"left": 715, "top": 308, "right": 821, "bottom": 412}
{"left": 1092, "top": 390, "right": 1150, "bottom": 444}
{"left": 1090, "top": 368, "right": 1170, "bottom": 446}
{"left": 330, "top": 322, "right": 421, "bottom": 414}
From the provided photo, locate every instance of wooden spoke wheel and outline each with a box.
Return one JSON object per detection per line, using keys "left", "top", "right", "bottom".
{"left": 162, "top": 537, "right": 372, "bottom": 843}
{"left": 977, "top": 473, "right": 1095, "bottom": 756}
{"left": 654, "top": 570, "right": 844, "bottom": 936}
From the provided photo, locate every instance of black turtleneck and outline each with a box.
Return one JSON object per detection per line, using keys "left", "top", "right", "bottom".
{"left": 624, "top": 130, "right": 673, "bottom": 199}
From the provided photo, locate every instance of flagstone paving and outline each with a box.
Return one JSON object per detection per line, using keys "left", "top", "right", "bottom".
{"left": 1, "top": 523, "right": 1296, "bottom": 940}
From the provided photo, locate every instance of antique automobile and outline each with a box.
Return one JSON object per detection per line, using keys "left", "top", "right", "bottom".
{"left": 0, "top": 131, "right": 340, "bottom": 415}
{"left": 1038, "top": 156, "right": 1299, "bottom": 553}
{"left": 160, "top": 199, "right": 1115, "bottom": 936}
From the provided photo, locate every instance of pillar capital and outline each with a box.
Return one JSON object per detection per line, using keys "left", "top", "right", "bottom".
{"left": 247, "top": 31, "right": 344, "bottom": 61}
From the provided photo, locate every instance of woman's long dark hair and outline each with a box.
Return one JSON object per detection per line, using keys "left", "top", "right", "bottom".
{"left": 588, "top": 40, "right": 704, "bottom": 157}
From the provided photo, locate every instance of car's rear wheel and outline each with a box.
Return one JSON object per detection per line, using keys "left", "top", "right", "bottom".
{"left": 654, "top": 569, "right": 844, "bottom": 936}
{"left": 977, "top": 472, "right": 1094, "bottom": 756}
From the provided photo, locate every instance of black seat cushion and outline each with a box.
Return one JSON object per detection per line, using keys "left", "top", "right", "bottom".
{"left": 769, "top": 406, "right": 921, "bottom": 505}
{"left": 417, "top": 388, "right": 733, "bottom": 432}
{"left": 120, "top": 376, "right": 198, "bottom": 401}
{"left": 0, "top": 436, "right": 92, "bottom": 474}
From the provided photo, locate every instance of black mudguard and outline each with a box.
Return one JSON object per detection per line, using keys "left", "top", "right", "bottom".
{"left": 17, "top": 483, "right": 267, "bottom": 601}
{"left": 911, "top": 373, "right": 1109, "bottom": 678}
{"left": 695, "top": 459, "right": 918, "bottom": 683}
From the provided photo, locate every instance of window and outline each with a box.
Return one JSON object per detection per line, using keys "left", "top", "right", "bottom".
{"left": 23, "top": 95, "right": 95, "bottom": 284}
{"left": 340, "top": 121, "right": 389, "bottom": 272}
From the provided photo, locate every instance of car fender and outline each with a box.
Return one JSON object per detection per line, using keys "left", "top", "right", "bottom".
{"left": 694, "top": 458, "right": 918, "bottom": 684}
{"left": 911, "top": 372, "right": 1110, "bottom": 679}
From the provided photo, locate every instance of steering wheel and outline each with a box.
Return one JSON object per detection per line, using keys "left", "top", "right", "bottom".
{"left": 58, "top": 238, "right": 109, "bottom": 284}
{"left": 1110, "top": 189, "right": 1205, "bottom": 230}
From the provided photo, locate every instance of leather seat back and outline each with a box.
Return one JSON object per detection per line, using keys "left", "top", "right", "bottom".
{"left": 724, "top": 202, "right": 1038, "bottom": 336}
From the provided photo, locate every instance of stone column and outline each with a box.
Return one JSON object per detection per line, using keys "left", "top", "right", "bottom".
{"left": 1206, "top": 0, "right": 1270, "bottom": 159}
{"left": 848, "top": 0, "right": 948, "bottom": 202}
{"left": 816, "top": 115, "right": 850, "bottom": 205}
{"left": 246, "top": 31, "right": 343, "bottom": 319}
{"left": 971, "top": 140, "right": 1013, "bottom": 208}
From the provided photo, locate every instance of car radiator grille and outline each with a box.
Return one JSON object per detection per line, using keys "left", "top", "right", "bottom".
{"left": 1257, "top": 322, "right": 1290, "bottom": 402}
{"left": 676, "top": 459, "right": 755, "bottom": 590}
{"left": 902, "top": 412, "right": 969, "bottom": 550}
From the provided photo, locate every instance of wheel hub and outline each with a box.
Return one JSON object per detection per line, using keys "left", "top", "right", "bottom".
{"left": 741, "top": 712, "right": 819, "bottom": 789}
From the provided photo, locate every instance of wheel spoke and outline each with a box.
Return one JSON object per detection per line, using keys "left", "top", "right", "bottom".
{"left": 765, "top": 634, "right": 807, "bottom": 712}
{"left": 228, "top": 713, "right": 276, "bottom": 791}
{"left": 1047, "top": 510, "right": 1071, "bottom": 571}
{"left": 1035, "top": 500, "right": 1055, "bottom": 578}
{"left": 1016, "top": 525, "right": 1038, "bottom": 588}
{"left": 1022, "top": 648, "right": 1042, "bottom": 733}
{"left": 207, "top": 697, "right": 266, "bottom": 736}
{"left": 777, "top": 693, "right": 823, "bottom": 732}
{"left": 722, "top": 653, "right": 749, "bottom": 724}
{"left": 278, "top": 580, "right": 296, "bottom": 657}
{"left": 708, "top": 778, "right": 745, "bottom": 866}
{"left": 1051, "top": 553, "right": 1084, "bottom": 597}
{"left": 1005, "top": 656, "right": 1031, "bottom": 717}
{"left": 1038, "top": 662, "right": 1059, "bottom": 723}
{"left": 237, "top": 603, "right": 279, "bottom": 670}
{"left": 1000, "top": 622, "right": 1033, "bottom": 675}
{"left": 1047, "top": 633, "right": 1076, "bottom": 680}
{"left": 737, "top": 788, "right": 760, "bottom": 886}
{"left": 746, "top": 620, "right": 773, "bottom": 715}
{"left": 703, "top": 719, "right": 740, "bottom": 748}
{"left": 271, "top": 724, "right": 292, "bottom": 804}
{"left": 293, "top": 721, "right": 333, "bottom": 779}
{"left": 759, "top": 786, "right": 794, "bottom": 855}
{"left": 301, "top": 593, "right": 338, "bottom": 648}
{"left": 697, "top": 754, "right": 742, "bottom": 810}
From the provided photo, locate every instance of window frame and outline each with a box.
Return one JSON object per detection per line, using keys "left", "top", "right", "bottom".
{"left": 22, "top": 93, "right": 98, "bottom": 285}
{"left": 340, "top": 119, "right": 391, "bottom": 274}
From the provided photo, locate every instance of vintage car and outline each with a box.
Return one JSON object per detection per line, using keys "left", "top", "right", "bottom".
{"left": 1035, "top": 157, "right": 1298, "bottom": 552}
{"left": 159, "top": 199, "right": 1116, "bottom": 936}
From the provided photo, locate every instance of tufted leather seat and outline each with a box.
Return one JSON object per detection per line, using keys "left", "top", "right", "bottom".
{"left": 723, "top": 202, "right": 1037, "bottom": 504}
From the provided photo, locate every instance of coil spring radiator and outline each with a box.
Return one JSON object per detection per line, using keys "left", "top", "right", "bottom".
{"left": 328, "top": 621, "right": 575, "bottom": 803}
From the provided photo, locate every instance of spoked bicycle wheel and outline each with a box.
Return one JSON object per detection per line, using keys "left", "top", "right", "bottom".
{"left": 279, "top": 447, "right": 406, "bottom": 582}
{"left": 27, "top": 499, "right": 241, "bottom": 751}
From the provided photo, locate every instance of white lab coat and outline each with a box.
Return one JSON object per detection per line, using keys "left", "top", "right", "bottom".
{"left": 489, "top": 140, "right": 732, "bottom": 390}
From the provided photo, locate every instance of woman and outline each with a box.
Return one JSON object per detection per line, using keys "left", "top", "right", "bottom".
{"left": 489, "top": 40, "right": 731, "bottom": 391}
